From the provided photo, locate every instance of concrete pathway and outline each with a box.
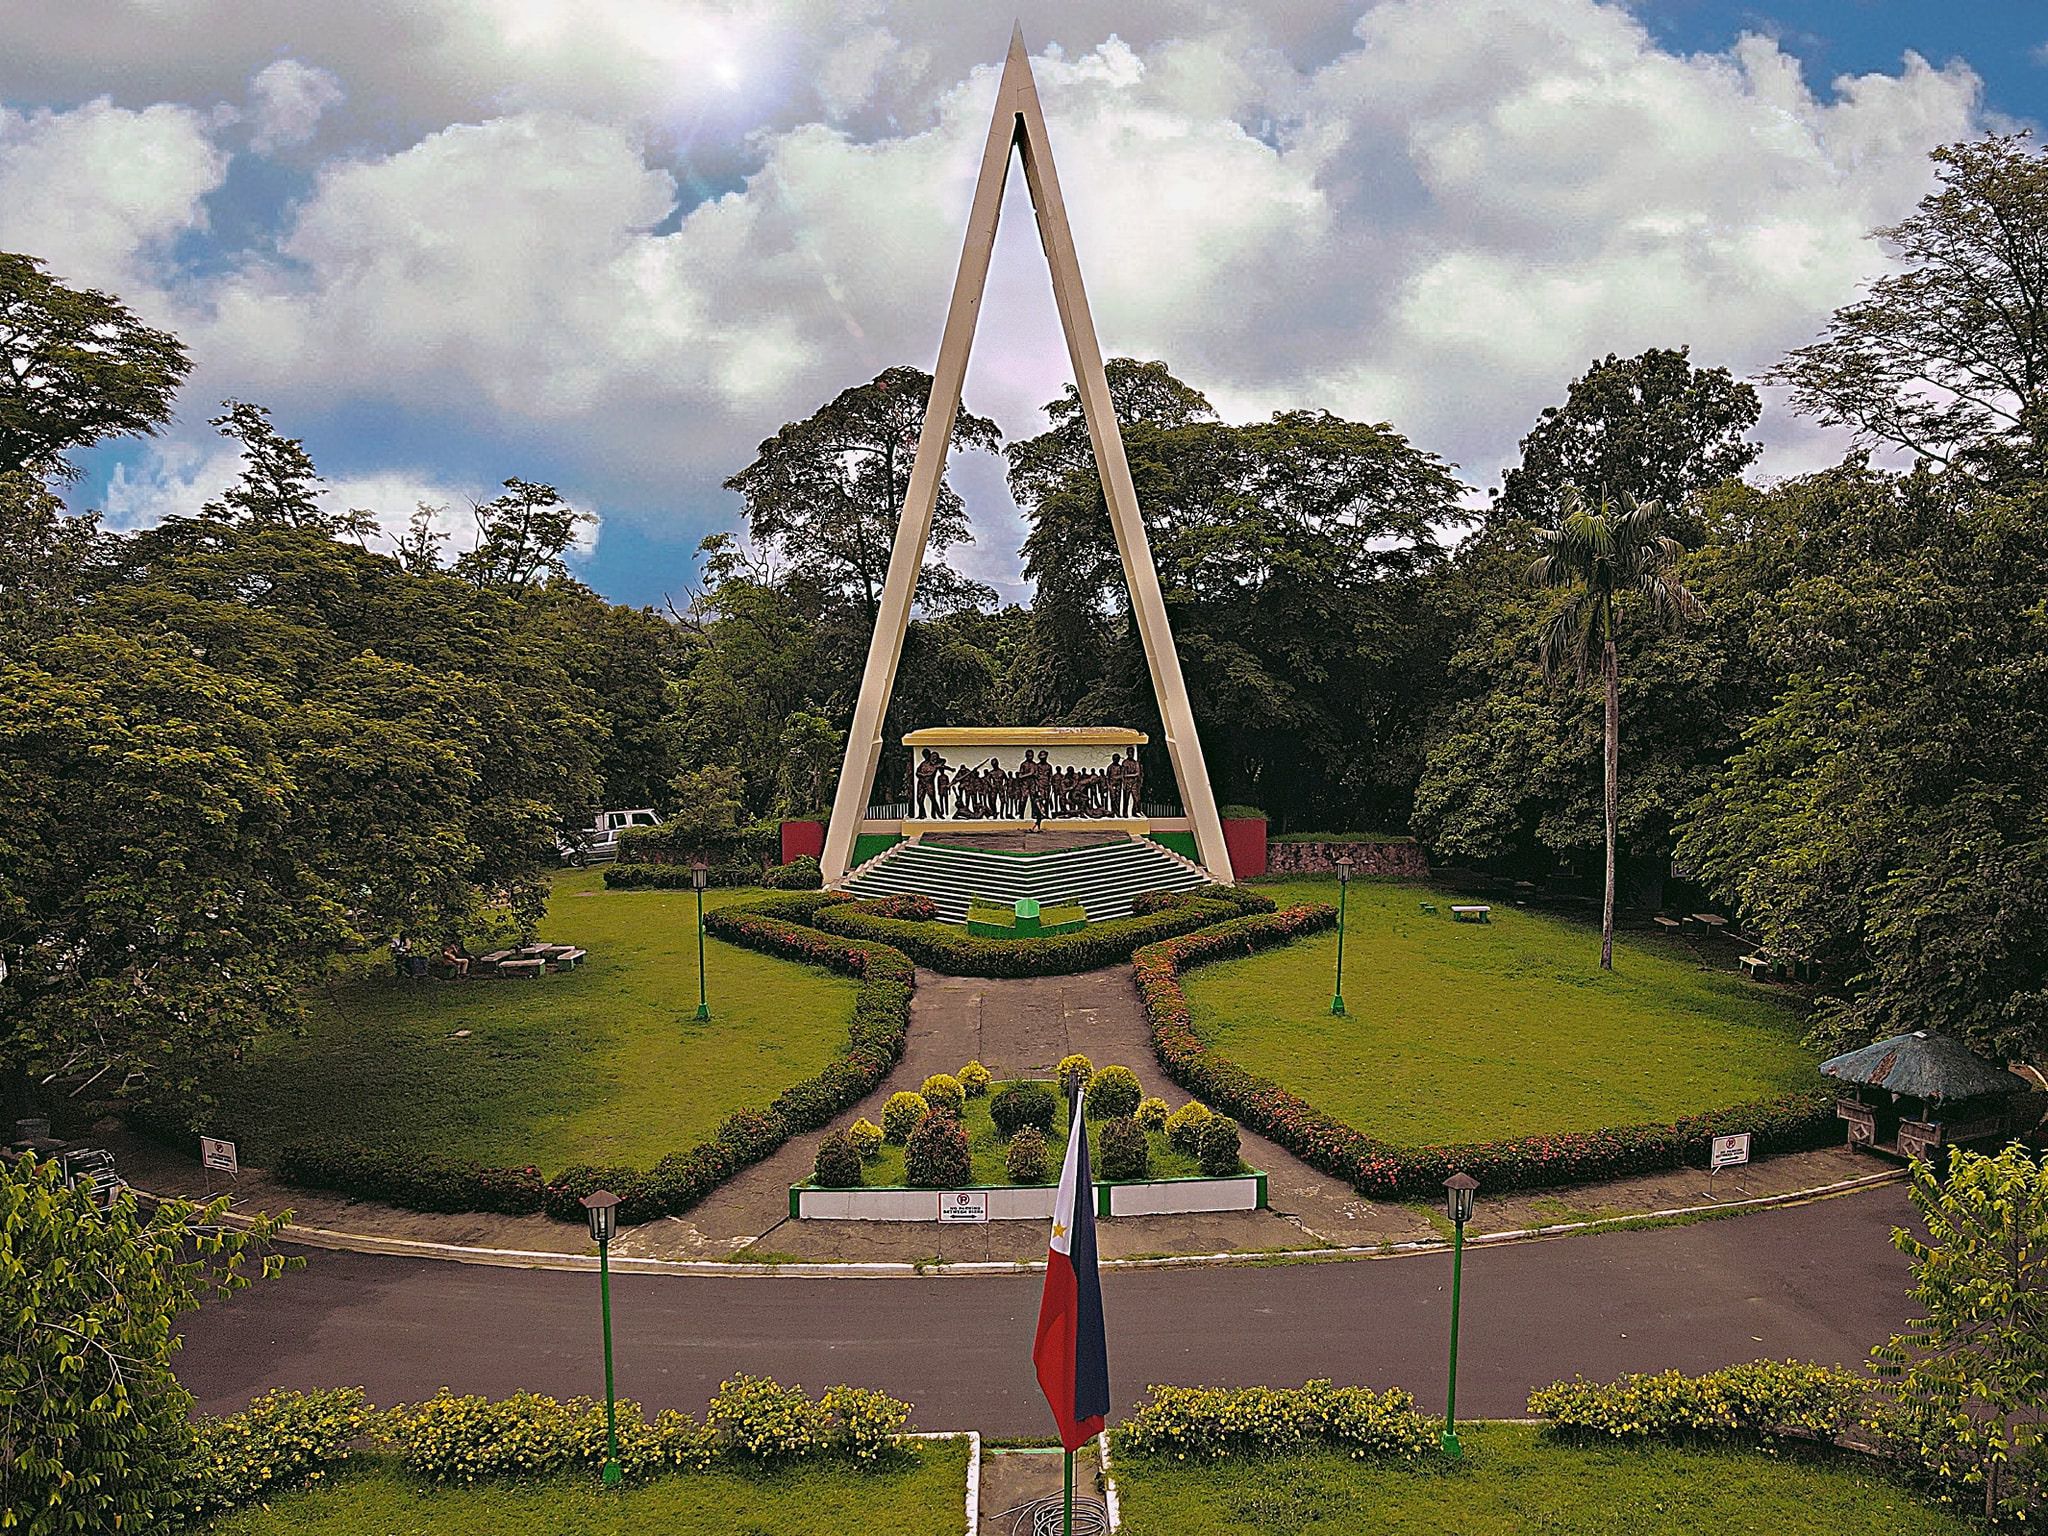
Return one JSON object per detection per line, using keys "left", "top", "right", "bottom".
{"left": 172, "top": 1182, "right": 1918, "bottom": 1433}
{"left": 110, "top": 962, "right": 1883, "bottom": 1265}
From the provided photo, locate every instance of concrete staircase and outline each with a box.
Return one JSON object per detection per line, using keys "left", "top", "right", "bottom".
{"left": 842, "top": 836, "right": 1212, "bottom": 923}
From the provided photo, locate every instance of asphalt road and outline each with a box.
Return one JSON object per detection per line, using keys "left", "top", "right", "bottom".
{"left": 176, "top": 1186, "right": 1916, "bottom": 1435}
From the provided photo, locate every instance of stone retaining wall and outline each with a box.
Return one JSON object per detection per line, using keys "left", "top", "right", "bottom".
{"left": 1264, "top": 839, "right": 1429, "bottom": 878}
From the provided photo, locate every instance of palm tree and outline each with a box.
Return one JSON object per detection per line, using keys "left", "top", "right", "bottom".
{"left": 1530, "top": 489, "right": 1700, "bottom": 970}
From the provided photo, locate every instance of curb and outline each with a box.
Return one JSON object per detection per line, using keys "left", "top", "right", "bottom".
{"left": 139, "top": 1166, "right": 1907, "bottom": 1278}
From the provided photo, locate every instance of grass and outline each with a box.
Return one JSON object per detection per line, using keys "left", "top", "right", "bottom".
{"left": 839, "top": 1083, "right": 1230, "bottom": 1187}
{"left": 1187, "top": 877, "right": 1817, "bottom": 1145}
{"left": 205, "top": 873, "right": 859, "bottom": 1174}
{"left": 208, "top": 1442, "right": 968, "bottom": 1535}
{"left": 1111, "top": 1423, "right": 1974, "bottom": 1535}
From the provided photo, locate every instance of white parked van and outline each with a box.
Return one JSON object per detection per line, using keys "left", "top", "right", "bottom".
{"left": 558, "top": 808, "right": 662, "bottom": 866}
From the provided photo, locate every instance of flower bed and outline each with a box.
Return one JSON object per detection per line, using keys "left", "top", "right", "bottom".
{"left": 1134, "top": 909, "right": 1839, "bottom": 1201}
{"left": 812, "top": 887, "right": 1275, "bottom": 978}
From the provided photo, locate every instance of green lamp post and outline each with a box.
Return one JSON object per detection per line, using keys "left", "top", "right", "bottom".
{"left": 581, "top": 1189, "right": 624, "bottom": 1487}
{"left": 1330, "top": 854, "right": 1353, "bottom": 1015}
{"left": 1441, "top": 1171, "right": 1478, "bottom": 1459}
{"left": 691, "top": 860, "right": 711, "bottom": 1021}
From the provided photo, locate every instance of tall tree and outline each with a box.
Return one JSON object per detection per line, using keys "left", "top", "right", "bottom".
{"left": 723, "top": 365, "right": 1001, "bottom": 624}
{"left": 454, "top": 478, "right": 593, "bottom": 594}
{"left": 1011, "top": 360, "right": 1463, "bottom": 827}
{"left": 1492, "top": 347, "right": 1761, "bottom": 530}
{"left": 0, "top": 252, "right": 189, "bottom": 481}
{"left": 1769, "top": 133, "right": 2048, "bottom": 475}
{"left": 202, "top": 400, "right": 376, "bottom": 542}
{"left": 1530, "top": 490, "right": 1699, "bottom": 968}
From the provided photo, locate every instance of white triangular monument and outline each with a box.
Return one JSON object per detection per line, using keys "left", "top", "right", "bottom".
{"left": 820, "top": 27, "right": 1234, "bottom": 886}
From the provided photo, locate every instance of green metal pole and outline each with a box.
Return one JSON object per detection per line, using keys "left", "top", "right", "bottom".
{"left": 1442, "top": 1217, "right": 1465, "bottom": 1459}
{"left": 694, "top": 884, "right": 710, "bottom": 1021}
{"left": 1330, "top": 879, "right": 1348, "bottom": 1015}
{"left": 599, "top": 1237, "right": 621, "bottom": 1486}
{"left": 1063, "top": 1447, "right": 1074, "bottom": 1536}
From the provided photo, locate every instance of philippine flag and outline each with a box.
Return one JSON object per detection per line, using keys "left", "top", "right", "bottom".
{"left": 1032, "top": 1090, "right": 1110, "bottom": 1450}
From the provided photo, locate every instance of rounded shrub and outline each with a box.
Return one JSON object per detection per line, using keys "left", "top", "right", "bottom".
{"left": 1085, "top": 1065, "right": 1142, "bottom": 1120}
{"left": 990, "top": 1081, "right": 1057, "bottom": 1140}
{"left": 919, "top": 1073, "right": 966, "bottom": 1118}
{"left": 882, "top": 1091, "right": 929, "bottom": 1144}
{"left": 1056, "top": 1054, "right": 1094, "bottom": 1100}
{"left": 958, "top": 1060, "right": 992, "bottom": 1098}
{"left": 1197, "top": 1115, "right": 1241, "bottom": 1177}
{"left": 811, "top": 1131, "right": 862, "bottom": 1189}
{"left": 904, "top": 1112, "right": 971, "bottom": 1188}
{"left": 1098, "top": 1115, "right": 1150, "bottom": 1182}
{"left": 1006, "top": 1126, "right": 1050, "bottom": 1184}
{"left": 1164, "top": 1100, "right": 1213, "bottom": 1155}
{"left": 846, "top": 1118, "right": 884, "bottom": 1161}
{"left": 1135, "top": 1096, "right": 1171, "bottom": 1133}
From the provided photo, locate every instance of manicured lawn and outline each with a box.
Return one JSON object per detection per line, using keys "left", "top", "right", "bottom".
{"left": 206, "top": 875, "right": 859, "bottom": 1173}
{"left": 1186, "top": 878, "right": 1816, "bottom": 1144}
{"left": 842, "top": 1081, "right": 1228, "bottom": 1188}
{"left": 1112, "top": 1424, "right": 1972, "bottom": 1535}
{"left": 209, "top": 1442, "right": 968, "bottom": 1535}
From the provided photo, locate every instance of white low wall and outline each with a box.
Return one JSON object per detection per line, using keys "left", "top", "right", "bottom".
{"left": 793, "top": 1173, "right": 1266, "bottom": 1222}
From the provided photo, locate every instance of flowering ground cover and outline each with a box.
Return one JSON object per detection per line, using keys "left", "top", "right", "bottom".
{"left": 1111, "top": 1423, "right": 1972, "bottom": 1536}
{"left": 1185, "top": 877, "right": 1815, "bottom": 1145}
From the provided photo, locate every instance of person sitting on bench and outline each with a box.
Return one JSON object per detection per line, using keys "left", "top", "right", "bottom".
{"left": 440, "top": 939, "right": 471, "bottom": 979}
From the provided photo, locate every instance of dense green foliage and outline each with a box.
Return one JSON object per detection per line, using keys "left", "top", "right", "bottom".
{"left": 1112, "top": 1423, "right": 1977, "bottom": 1536}
{"left": 1872, "top": 1145, "right": 2048, "bottom": 1524}
{"left": 0, "top": 1156, "right": 292, "bottom": 1535}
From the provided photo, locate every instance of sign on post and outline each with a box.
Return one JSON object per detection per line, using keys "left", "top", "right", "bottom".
{"left": 1710, "top": 1132, "right": 1751, "bottom": 1171}
{"left": 200, "top": 1136, "right": 239, "bottom": 1177}
{"left": 938, "top": 1190, "right": 989, "bottom": 1224}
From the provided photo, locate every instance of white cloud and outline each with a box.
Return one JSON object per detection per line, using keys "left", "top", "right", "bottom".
{"left": 247, "top": 58, "right": 343, "bottom": 153}
{"left": 0, "top": 97, "right": 226, "bottom": 292}
{"left": 4, "top": 0, "right": 1995, "bottom": 587}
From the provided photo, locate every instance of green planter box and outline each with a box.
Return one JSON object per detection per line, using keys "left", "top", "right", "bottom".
{"left": 966, "top": 896, "right": 1087, "bottom": 939}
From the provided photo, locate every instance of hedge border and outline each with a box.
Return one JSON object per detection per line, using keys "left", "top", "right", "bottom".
{"left": 812, "top": 886, "right": 1276, "bottom": 978}
{"left": 1134, "top": 909, "right": 1839, "bottom": 1200}
{"left": 148, "top": 891, "right": 917, "bottom": 1226}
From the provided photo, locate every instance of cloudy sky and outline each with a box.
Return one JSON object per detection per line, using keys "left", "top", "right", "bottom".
{"left": 1, "top": 1, "right": 2039, "bottom": 605}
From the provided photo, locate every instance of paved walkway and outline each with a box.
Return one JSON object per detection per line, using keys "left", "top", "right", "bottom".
{"left": 109, "top": 963, "right": 1880, "bottom": 1265}
{"left": 172, "top": 1182, "right": 1918, "bottom": 1432}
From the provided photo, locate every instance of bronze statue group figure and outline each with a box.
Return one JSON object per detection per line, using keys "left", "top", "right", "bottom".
{"left": 910, "top": 747, "right": 1144, "bottom": 826}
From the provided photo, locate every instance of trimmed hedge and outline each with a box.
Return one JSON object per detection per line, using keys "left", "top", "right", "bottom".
{"left": 1116, "top": 1380, "right": 1435, "bottom": 1462}
{"left": 1529, "top": 1360, "right": 1865, "bottom": 1446}
{"left": 1134, "top": 907, "right": 1839, "bottom": 1200}
{"left": 603, "top": 860, "right": 757, "bottom": 890}
{"left": 181, "top": 1388, "right": 376, "bottom": 1523}
{"left": 813, "top": 886, "right": 1276, "bottom": 978}
{"left": 259, "top": 891, "right": 914, "bottom": 1226}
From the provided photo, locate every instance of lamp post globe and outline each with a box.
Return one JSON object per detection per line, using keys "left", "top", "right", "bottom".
{"left": 1330, "top": 855, "right": 1354, "bottom": 1016}
{"left": 1441, "top": 1172, "right": 1478, "bottom": 1459}
{"left": 580, "top": 1190, "right": 624, "bottom": 1486}
{"left": 690, "top": 861, "right": 711, "bottom": 1021}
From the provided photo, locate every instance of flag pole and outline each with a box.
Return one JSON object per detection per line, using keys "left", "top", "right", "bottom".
{"left": 1064, "top": 1444, "right": 1074, "bottom": 1536}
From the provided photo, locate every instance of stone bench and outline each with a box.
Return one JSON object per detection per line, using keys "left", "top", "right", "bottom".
{"left": 1450, "top": 904, "right": 1491, "bottom": 923}
{"left": 497, "top": 958, "right": 546, "bottom": 979}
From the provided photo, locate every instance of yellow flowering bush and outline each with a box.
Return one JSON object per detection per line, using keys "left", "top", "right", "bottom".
{"left": 1116, "top": 1380, "right": 1434, "bottom": 1461}
{"left": 1529, "top": 1360, "right": 1864, "bottom": 1444}
{"left": 1135, "top": 1096, "right": 1172, "bottom": 1133}
{"left": 958, "top": 1060, "right": 993, "bottom": 1097}
{"left": 1164, "top": 1100, "right": 1213, "bottom": 1154}
{"left": 847, "top": 1117, "right": 885, "bottom": 1160}
{"left": 1057, "top": 1053, "right": 1094, "bottom": 1098}
{"left": 386, "top": 1389, "right": 707, "bottom": 1483}
{"left": 181, "top": 1388, "right": 375, "bottom": 1521}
